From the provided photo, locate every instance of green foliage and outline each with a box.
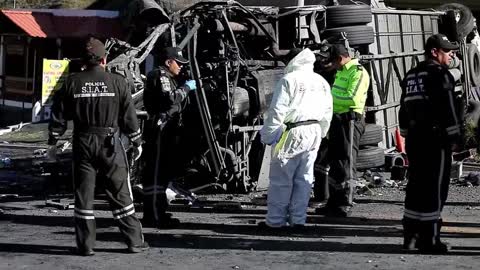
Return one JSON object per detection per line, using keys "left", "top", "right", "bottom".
{"left": 59, "top": 0, "right": 96, "bottom": 9}
{"left": 464, "top": 119, "right": 478, "bottom": 149}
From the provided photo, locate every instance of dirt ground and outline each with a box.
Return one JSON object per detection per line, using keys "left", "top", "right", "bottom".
{"left": 1, "top": 181, "right": 480, "bottom": 270}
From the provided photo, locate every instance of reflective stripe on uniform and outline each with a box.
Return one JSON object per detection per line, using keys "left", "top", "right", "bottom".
{"left": 75, "top": 208, "right": 94, "bottom": 214}
{"left": 446, "top": 125, "right": 461, "bottom": 135}
{"left": 112, "top": 203, "right": 134, "bottom": 214}
{"left": 113, "top": 209, "right": 136, "bottom": 219}
{"left": 112, "top": 203, "right": 135, "bottom": 219}
{"left": 404, "top": 209, "right": 441, "bottom": 221}
{"left": 128, "top": 128, "right": 142, "bottom": 142}
{"left": 74, "top": 208, "right": 95, "bottom": 220}
{"left": 314, "top": 164, "right": 329, "bottom": 174}
{"left": 332, "top": 85, "right": 348, "bottom": 91}
{"left": 74, "top": 213, "right": 95, "bottom": 220}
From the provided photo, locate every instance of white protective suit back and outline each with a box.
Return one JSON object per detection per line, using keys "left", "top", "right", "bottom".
{"left": 260, "top": 48, "right": 333, "bottom": 163}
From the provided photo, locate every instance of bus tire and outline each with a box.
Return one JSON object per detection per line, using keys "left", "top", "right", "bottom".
{"left": 326, "top": 5, "right": 372, "bottom": 28}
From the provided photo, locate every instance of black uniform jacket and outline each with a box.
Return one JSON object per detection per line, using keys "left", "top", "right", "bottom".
{"left": 48, "top": 65, "right": 142, "bottom": 146}
{"left": 144, "top": 66, "right": 190, "bottom": 119}
{"left": 399, "top": 59, "right": 461, "bottom": 142}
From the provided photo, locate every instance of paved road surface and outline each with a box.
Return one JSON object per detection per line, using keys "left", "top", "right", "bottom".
{"left": 1, "top": 185, "right": 479, "bottom": 270}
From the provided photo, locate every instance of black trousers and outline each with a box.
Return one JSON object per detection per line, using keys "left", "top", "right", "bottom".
{"left": 72, "top": 132, "right": 143, "bottom": 251}
{"left": 325, "top": 112, "right": 365, "bottom": 208}
{"left": 142, "top": 118, "right": 181, "bottom": 223}
{"left": 403, "top": 131, "right": 451, "bottom": 245}
{"left": 313, "top": 138, "right": 329, "bottom": 202}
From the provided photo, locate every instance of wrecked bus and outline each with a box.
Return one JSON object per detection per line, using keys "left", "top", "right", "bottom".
{"left": 1, "top": 0, "right": 478, "bottom": 196}
{"left": 102, "top": 0, "right": 479, "bottom": 193}
{"left": 104, "top": 0, "right": 478, "bottom": 194}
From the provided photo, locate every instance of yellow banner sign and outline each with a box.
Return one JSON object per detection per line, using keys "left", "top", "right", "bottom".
{"left": 42, "top": 59, "right": 69, "bottom": 105}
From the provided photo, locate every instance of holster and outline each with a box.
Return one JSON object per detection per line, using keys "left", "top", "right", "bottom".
{"left": 75, "top": 126, "right": 119, "bottom": 155}
{"left": 105, "top": 131, "right": 120, "bottom": 156}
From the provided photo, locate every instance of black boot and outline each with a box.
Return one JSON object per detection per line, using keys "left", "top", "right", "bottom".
{"left": 315, "top": 205, "right": 351, "bottom": 217}
{"left": 402, "top": 218, "right": 418, "bottom": 251}
{"left": 156, "top": 213, "right": 180, "bottom": 229}
{"left": 75, "top": 247, "right": 95, "bottom": 256}
{"left": 315, "top": 183, "right": 351, "bottom": 217}
{"left": 143, "top": 212, "right": 180, "bottom": 229}
{"left": 155, "top": 192, "right": 180, "bottom": 229}
{"left": 127, "top": 241, "right": 150, "bottom": 253}
{"left": 312, "top": 170, "right": 329, "bottom": 207}
{"left": 417, "top": 241, "right": 450, "bottom": 254}
{"left": 416, "top": 220, "right": 450, "bottom": 254}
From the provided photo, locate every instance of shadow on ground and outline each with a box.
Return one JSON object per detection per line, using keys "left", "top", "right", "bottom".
{"left": 1, "top": 235, "right": 479, "bottom": 256}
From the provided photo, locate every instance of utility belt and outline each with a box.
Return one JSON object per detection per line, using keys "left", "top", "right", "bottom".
{"left": 75, "top": 126, "right": 118, "bottom": 136}
{"left": 75, "top": 126, "right": 119, "bottom": 149}
{"left": 337, "top": 111, "right": 363, "bottom": 122}
{"left": 285, "top": 120, "right": 320, "bottom": 131}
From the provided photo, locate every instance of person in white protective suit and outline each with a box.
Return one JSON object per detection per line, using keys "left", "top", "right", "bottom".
{"left": 260, "top": 48, "right": 333, "bottom": 227}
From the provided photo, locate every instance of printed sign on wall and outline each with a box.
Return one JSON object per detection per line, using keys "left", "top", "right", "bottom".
{"left": 42, "top": 59, "right": 69, "bottom": 105}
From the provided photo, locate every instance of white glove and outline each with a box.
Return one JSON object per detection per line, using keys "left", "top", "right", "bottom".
{"left": 46, "top": 145, "right": 57, "bottom": 161}
{"left": 133, "top": 145, "right": 143, "bottom": 161}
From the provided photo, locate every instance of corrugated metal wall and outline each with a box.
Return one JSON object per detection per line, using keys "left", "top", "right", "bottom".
{"left": 365, "top": 9, "right": 441, "bottom": 148}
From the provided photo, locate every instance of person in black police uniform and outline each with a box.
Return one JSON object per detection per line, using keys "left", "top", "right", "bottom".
{"left": 48, "top": 37, "right": 148, "bottom": 256}
{"left": 141, "top": 46, "right": 196, "bottom": 228}
{"left": 399, "top": 34, "right": 462, "bottom": 254}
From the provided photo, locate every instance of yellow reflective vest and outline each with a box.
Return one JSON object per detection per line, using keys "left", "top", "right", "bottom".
{"left": 332, "top": 59, "right": 370, "bottom": 114}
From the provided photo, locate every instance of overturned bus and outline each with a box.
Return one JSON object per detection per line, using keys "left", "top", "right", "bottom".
{"left": 101, "top": 0, "right": 480, "bottom": 194}
{"left": 1, "top": 0, "right": 477, "bottom": 196}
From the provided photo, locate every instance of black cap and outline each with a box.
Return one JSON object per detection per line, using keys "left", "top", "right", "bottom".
{"left": 160, "top": 47, "right": 188, "bottom": 64}
{"left": 84, "top": 37, "right": 106, "bottom": 60}
{"left": 330, "top": 43, "right": 349, "bottom": 58}
{"left": 425, "top": 34, "right": 459, "bottom": 51}
{"left": 316, "top": 44, "right": 331, "bottom": 58}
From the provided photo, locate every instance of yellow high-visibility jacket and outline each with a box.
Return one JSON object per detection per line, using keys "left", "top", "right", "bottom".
{"left": 332, "top": 59, "right": 370, "bottom": 114}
